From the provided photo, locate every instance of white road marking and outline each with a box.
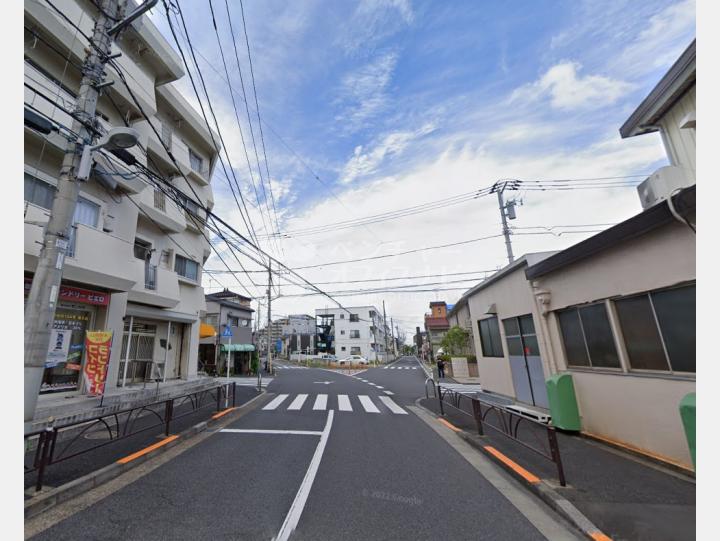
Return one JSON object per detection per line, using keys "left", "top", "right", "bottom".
{"left": 275, "top": 410, "right": 334, "bottom": 541}
{"left": 384, "top": 390, "right": 394, "bottom": 395}
{"left": 358, "top": 395, "right": 380, "bottom": 413}
{"left": 313, "top": 394, "right": 328, "bottom": 410}
{"left": 287, "top": 394, "right": 308, "bottom": 410}
{"left": 378, "top": 396, "right": 408, "bottom": 415}
{"left": 220, "top": 429, "right": 322, "bottom": 436}
{"left": 360, "top": 379, "right": 368, "bottom": 382}
{"left": 337, "top": 395, "right": 352, "bottom": 412}
{"left": 263, "top": 394, "right": 289, "bottom": 410}
{"left": 375, "top": 385, "right": 384, "bottom": 389}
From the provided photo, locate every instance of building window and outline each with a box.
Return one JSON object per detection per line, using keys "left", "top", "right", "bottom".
{"left": 133, "top": 238, "right": 152, "bottom": 260}
{"left": 25, "top": 173, "right": 99, "bottom": 228}
{"left": 350, "top": 347, "right": 361, "bottom": 355}
{"left": 341, "top": 346, "right": 346, "bottom": 352}
{"left": 340, "top": 330, "right": 345, "bottom": 335}
{"left": 369, "top": 310, "right": 376, "bottom": 318}
{"left": 174, "top": 255, "right": 198, "bottom": 281}
{"left": 203, "top": 314, "right": 219, "bottom": 328}
{"left": 189, "top": 149, "right": 203, "bottom": 173}
{"left": 557, "top": 303, "right": 620, "bottom": 369}
{"left": 614, "top": 284, "right": 695, "bottom": 373}
{"left": 478, "top": 317, "right": 503, "bottom": 358}
{"left": 350, "top": 330, "right": 360, "bottom": 339}
{"left": 339, "top": 314, "right": 344, "bottom": 319}
{"left": 349, "top": 314, "right": 359, "bottom": 322}
{"left": 227, "top": 316, "right": 239, "bottom": 327}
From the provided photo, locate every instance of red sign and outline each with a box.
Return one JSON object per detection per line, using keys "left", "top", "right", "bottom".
{"left": 24, "top": 278, "right": 109, "bottom": 306}
{"left": 83, "top": 331, "right": 113, "bottom": 396}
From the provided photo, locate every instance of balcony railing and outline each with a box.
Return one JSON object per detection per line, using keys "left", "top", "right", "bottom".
{"left": 145, "top": 264, "right": 157, "bottom": 290}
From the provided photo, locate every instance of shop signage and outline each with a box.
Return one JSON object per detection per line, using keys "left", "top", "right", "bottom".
{"left": 83, "top": 331, "right": 113, "bottom": 396}
{"left": 46, "top": 329, "right": 71, "bottom": 368}
{"left": 24, "top": 277, "right": 109, "bottom": 306}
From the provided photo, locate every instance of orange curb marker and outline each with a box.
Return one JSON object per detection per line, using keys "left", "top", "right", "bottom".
{"left": 438, "top": 418, "right": 462, "bottom": 432}
{"left": 117, "top": 435, "right": 179, "bottom": 464}
{"left": 483, "top": 446, "right": 541, "bottom": 484}
{"left": 590, "top": 531, "right": 613, "bottom": 541}
{"left": 211, "top": 407, "right": 235, "bottom": 420}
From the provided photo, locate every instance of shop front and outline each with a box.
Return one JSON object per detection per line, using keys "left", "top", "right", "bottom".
{"left": 24, "top": 276, "right": 110, "bottom": 394}
{"left": 220, "top": 343, "right": 255, "bottom": 375}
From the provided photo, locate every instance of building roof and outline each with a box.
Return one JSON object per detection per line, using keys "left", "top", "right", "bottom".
{"left": 205, "top": 299, "right": 254, "bottom": 313}
{"left": 206, "top": 289, "right": 252, "bottom": 302}
{"left": 446, "top": 252, "right": 558, "bottom": 318}
{"left": 619, "top": 40, "right": 696, "bottom": 138}
{"left": 429, "top": 301, "right": 446, "bottom": 306}
{"left": 525, "top": 185, "right": 695, "bottom": 280}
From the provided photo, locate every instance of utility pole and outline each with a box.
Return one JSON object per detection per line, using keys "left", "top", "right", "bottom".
{"left": 382, "top": 301, "right": 389, "bottom": 362}
{"left": 266, "top": 261, "right": 272, "bottom": 376}
{"left": 24, "top": 0, "right": 128, "bottom": 428}
{"left": 391, "top": 318, "right": 397, "bottom": 357}
{"left": 495, "top": 181, "right": 516, "bottom": 265}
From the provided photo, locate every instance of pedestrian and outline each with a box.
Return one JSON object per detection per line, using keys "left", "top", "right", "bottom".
{"left": 437, "top": 358, "right": 445, "bottom": 379}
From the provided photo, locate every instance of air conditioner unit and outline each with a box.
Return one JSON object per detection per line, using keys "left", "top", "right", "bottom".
{"left": 637, "top": 165, "right": 693, "bottom": 210}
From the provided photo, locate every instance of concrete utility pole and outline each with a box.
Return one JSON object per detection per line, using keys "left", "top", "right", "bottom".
{"left": 391, "top": 318, "right": 397, "bottom": 357}
{"left": 496, "top": 182, "right": 515, "bottom": 265}
{"left": 382, "top": 301, "right": 389, "bottom": 362}
{"left": 24, "top": 0, "right": 128, "bottom": 428}
{"left": 266, "top": 261, "right": 272, "bottom": 375}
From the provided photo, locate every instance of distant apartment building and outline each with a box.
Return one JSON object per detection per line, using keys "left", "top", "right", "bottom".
{"left": 315, "top": 306, "right": 390, "bottom": 360}
{"left": 24, "top": 0, "right": 218, "bottom": 398}
{"left": 424, "top": 301, "right": 450, "bottom": 360}
{"left": 198, "top": 290, "right": 254, "bottom": 376}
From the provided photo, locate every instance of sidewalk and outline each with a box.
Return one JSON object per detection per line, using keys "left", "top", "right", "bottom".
{"left": 420, "top": 396, "right": 695, "bottom": 541}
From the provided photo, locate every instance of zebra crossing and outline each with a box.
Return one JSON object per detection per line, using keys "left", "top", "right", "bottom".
{"left": 261, "top": 393, "right": 408, "bottom": 415}
{"left": 274, "top": 366, "right": 309, "bottom": 370}
{"left": 383, "top": 366, "right": 418, "bottom": 370}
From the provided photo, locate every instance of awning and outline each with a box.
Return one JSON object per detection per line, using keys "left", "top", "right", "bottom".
{"left": 221, "top": 344, "right": 255, "bottom": 352}
{"left": 199, "top": 323, "right": 216, "bottom": 339}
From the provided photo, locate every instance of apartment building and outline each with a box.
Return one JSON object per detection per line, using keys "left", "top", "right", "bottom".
{"left": 315, "top": 306, "right": 390, "bottom": 361}
{"left": 24, "top": 0, "right": 218, "bottom": 398}
{"left": 198, "top": 290, "right": 254, "bottom": 376}
{"left": 424, "top": 301, "right": 450, "bottom": 360}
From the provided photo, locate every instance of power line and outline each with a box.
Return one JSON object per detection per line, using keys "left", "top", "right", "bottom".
{"left": 204, "top": 268, "right": 497, "bottom": 283}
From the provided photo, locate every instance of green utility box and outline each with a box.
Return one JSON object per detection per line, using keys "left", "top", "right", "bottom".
{"left": 679, "top": 392, "right": 696, "bottom": 470}
{"left": 545, "top": 373, "right": 581, "bottom": 431}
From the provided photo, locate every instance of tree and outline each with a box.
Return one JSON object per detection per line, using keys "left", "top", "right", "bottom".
{"left": 440, "top": 325, "right": 469, "bottom": 356}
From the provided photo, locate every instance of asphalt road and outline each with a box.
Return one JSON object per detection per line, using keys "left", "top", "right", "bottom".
{"left": 28, "top": 356, "right": 581, "bottom": 540}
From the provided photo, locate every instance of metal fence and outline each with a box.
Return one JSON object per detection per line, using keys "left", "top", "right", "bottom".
{"left": 435, "top": 383, "right": 566, "bottom": 486}
{"left": 25, "top": 382, "right": 236, "bottom": 492}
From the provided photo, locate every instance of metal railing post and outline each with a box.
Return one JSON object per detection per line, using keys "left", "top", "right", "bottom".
{"left": 471, "top": 398, "right": 484, "bottom": 436}
{"left": 547, "top": 428, "right": 566, "bottom": 487}
{"left": 437, "top": 384, "right": 444, "bottom": 416}
{"left": 35, "top": 425, "right": 54, "bottom": 492}
{"left": 216, "top": 385, "right": 222, "bottom": 411}
{"left": 232, "top": 381, "right": 236, "bottom": 407}
{"left": 164, "top": 399, "right": 173, "bottom": 436}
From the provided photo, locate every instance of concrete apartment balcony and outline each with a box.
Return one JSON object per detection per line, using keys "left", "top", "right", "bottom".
{"left": 127, "top": 259, "right": 181, "bottom": 308}
{"left": 24, "top": 204, "right": 137, "bottom": 292}
{"left": 135, "top": 185, "right": 186, "bottom": 233}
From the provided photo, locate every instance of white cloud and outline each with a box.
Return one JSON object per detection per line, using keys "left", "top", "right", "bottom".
{"left": 340, "top": 123, "right": 436, "bottom": 184}
{"left": 339, "top": 0, "right": 414, "bottom": 55}
{"left": 510, "top": 62, "right": 634, "bottom": 111}
{"left": 333, "top": 51, "right": 399, "bottom": 133}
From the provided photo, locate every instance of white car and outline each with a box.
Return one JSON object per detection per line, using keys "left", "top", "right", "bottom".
{"left": 340, "top": 355, "right": 368, "bottom": 365}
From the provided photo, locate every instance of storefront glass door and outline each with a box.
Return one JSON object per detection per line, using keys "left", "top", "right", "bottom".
{"left": 42, "top": 307, "right": 92, "bottom": 393}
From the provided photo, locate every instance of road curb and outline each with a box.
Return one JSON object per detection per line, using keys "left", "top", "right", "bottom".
{"left": 414, "top": 399, "right": 611, "bottom": 541}
{"left": 24, "top": 391, "right": 267, "bottom": 520}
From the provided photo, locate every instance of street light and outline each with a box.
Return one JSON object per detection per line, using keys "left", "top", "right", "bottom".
{"left": 77, "top": 127, "right": 140, "bottom": 181}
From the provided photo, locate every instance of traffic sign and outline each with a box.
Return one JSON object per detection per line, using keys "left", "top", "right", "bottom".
{"left": 221, "top": 326, "right": 232, "bottom": 337}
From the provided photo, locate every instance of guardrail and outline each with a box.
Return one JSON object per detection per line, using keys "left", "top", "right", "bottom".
{"left": 25, "top": 382, "right": 236, "bottom": 492}
{"left": 437, "top": 383, "right": 566, "bottom": 486}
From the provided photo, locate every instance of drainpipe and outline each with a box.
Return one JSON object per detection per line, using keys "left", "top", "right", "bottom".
{"left": 163, "top": 321, "right": 170, "bottom": 383}
{"left": 531, "top": 282, "right": 559, "bottom": 375}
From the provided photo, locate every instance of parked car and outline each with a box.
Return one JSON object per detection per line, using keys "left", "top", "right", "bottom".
{"left": 319, "top": 354, "right": 337, "bottom": 362}
{"left": 340, "top": 355, "right": 368, "bottom": 365}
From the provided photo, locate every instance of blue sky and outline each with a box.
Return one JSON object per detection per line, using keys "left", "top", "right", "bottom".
{"left": 148, "top": 0, "right": 695, "bottom": 336}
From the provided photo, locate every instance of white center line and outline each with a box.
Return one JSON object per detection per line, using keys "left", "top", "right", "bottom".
{"left": 313, "top": 394, "right": 328, "bottom": 410}
{"left": 375, "top": 385, "right": 384, "bottom": 389}
{"left": 379, "top": 396, "right": 408, "bottom": 415}
{"left": 287, "top": 394, "right": 308, "bottom": 410}
{"left": 358, "top": 395, "right": 380, "bottom": 413}
{"left": 275, "top": 410, "right": 334, "bottom": 541}
{"left": 337, "top": 394, "right": 352, "bottom": 412}
{"left": 263, "top": 394, "right": 289, "bottom": 410}
{"left": 384, "top": 390, "right": 394, "bottom": 395}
